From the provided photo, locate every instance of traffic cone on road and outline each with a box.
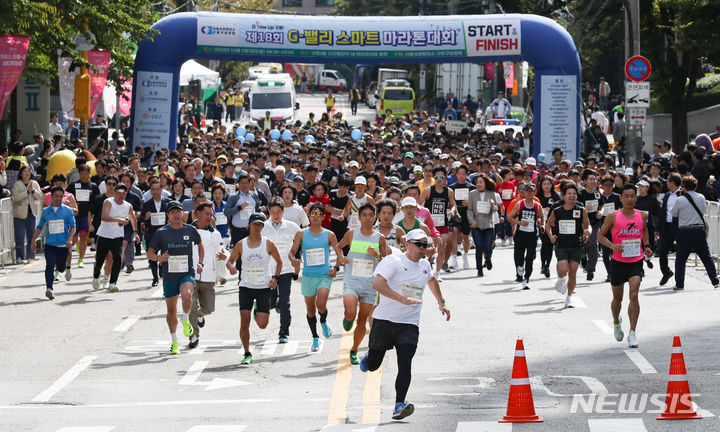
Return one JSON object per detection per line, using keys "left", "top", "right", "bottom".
{"left": 657, "top": 336, "right": 702, "bottom": 420}
{"left": 499, "top": 339, "right": 543, "bottom": 423}
{"left": 200, "top": 113, "right": 206, "bottom": 128}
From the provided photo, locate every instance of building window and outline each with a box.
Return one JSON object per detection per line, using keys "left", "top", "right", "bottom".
{"left": 315, "top": 0, "right": 334, "bottom": 6}
{"left": 283, "top": 0, "right": 302, "bottom": 6}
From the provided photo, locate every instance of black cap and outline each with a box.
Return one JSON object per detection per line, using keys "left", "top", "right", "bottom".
{"left": 249, "top": 212, "right": 266, "bottom": 224}
{"left": 167, "top": 200, "right": 183, "bottom": 211}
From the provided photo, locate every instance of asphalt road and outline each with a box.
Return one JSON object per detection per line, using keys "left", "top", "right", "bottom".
{"left": 2, "top": 235, "right": 720, "bottom": 432}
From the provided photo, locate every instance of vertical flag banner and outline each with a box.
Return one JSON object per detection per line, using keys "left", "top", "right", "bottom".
{"left": 484, "top": 63, "right": 495, "bottom": 81}
{"left": 0, "top": 35, "right": 30, "bottom": 115}
{"left": 503, "top": 61, "right": 514, "bottom": 90}
{"left": 118, "top": 78, "right": 133, "bottom": 117}
{"left": 58, "top": 57, "right": 78, "bottom": 116}
{"left": 87, "top": 50, "right": 111, "bottom": 117}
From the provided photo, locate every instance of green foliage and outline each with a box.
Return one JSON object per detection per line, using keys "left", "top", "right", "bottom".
{"left": 696, "top": 74, "right": 720, "bottom": 92}
{"left": 0, "top": 0, "right": 158, "bottom": 89}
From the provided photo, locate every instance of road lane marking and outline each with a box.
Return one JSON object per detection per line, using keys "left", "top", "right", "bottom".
{"left": 361, "top": 365, "right": 382, "bottom": 424}
{"left": 571, "top": 295, "right": 588, "bottom": 308}
{"left": 179, "top": 361, "right": 209, "bottom": 385}
{"left": 56, "top": 428, "right": 115, "bottom": 432}
{"left": 623, "top": 350, "right": 657, "bottom": 374}
{"left": 326, "top": 330, "right": 355, "bottom": 425}
{"left": 456, "top": 422, "right": 512, "bottom": 431}
{"left": 592, "top": 320, "right": 613, "bottom": 335}
{"left": 186, "top": 426, "right": 248, "bottom": 431}
{"left": 113, "top": 316, "right": 141, "bottom": 332}
{"left": 33, "top": 356, "right": 97, "bottom": 402}
{"left": 588, "top": 418, "right": 647, "bottom": 431}
{"left": 178, "top": 361, "right": 250, "bottom": 390}
{"left": 0, "top": 398, "right": 331, "bottom": 409}
{"left": 261, "top": 340, "right": 278, "bottom": 355}
{"left": 21, "top": 261, "right": 40, "bottom": 270}
{"left": 282, "top": 340, "right": 300, "bottom": 355}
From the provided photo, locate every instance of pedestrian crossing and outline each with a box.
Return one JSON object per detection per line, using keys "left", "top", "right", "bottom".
{"left": 124, "top": 339, "right": 324, "bottom": 355}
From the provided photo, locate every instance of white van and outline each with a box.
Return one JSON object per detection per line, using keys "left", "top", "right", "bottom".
{"left": 248, "top": 74, "right": 298, "bottom": 125}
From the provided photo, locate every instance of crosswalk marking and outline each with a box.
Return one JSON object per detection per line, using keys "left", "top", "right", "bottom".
{"left": 455, "top": 422, "right": 512, "bottom": 432}
{"left": 34, "top": 356, "right": 97, "bottom": 403}
{"left": 623, "top": 350, "right": 658, "bottom": 374}
{"left": 282, "top": 340, "right": 300, "bottom": 355}
{"left": 113, "top": 316, "right": 141, "bottom": 332}
{"left": 186, "top": 426, "right": 248, "bottom": 432}
{"left": 592, "top": 320, "right": 613, "bottom": 335}
{"left": 571, "top": 295, "right": 588, "bottom": 308}
{"left": 56, "top": 428, "right": 115, "bottom": 432}
{"left": 587, "top": 418, "right": 647, "bottom": 431}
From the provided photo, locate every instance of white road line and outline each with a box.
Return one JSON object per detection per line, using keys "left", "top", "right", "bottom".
{"left": 693, "top": 402, "right": 715, "bottom": 418}
{"left": 282, "top": 340, "right": 300, "bottom": 355}
{"left": 261, "top": 340, "right": 278, "bottom": 355}
{"left": 113, "top": 316, "right": 141, "bottom": 332}
{"left": 588, "top": 418, "right": 647, "bottom": 432}
{"left": 571, "top": 295, "right": 588, "bottom": 308}
{"left": 592, "top": 320, "right": 613, "bottom": 335}
{"left": 320, "top": 425, "right": 377, "bottom": 432}
{"left": 623, "top": 350, "right": 658, "bottom": 374}
{"left": 56, "top": 428, "right": 115, "bottom": 432}
{"left": 456, "top": 422, "right": 512, "bottom": 432}
{"left": 0, "top": 398, "right": 331, "bottom": 410}
{"left": 189, "top": 345, "right": 208, "bottom": 355}
{"left": 33, "top": 356, "right": 97, "bottom": 403}
{"left": 179, "top": 361, "right": 209, "bottom": 385}
{"left": 186, "top": 426, "right": 248, "bottom": 432}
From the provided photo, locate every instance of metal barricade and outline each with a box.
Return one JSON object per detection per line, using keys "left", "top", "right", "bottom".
{"left": 0, "top": 198, "right": 15, "bottom": 266}
{"left": 705, "top": 201, "right": 720, "bottom": 264}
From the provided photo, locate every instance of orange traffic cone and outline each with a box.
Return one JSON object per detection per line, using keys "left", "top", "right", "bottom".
{"left": 657, "top": 336, "right": 702, "bottom": 420}
{"left": 499, "top": 339, "right": 543, "bottom": 423}
{"left": 200, "top": 113, "right": 206, "bottom": 128}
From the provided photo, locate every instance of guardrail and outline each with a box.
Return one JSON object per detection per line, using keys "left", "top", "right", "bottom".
{"left": 0, "top": 198, "right": 14, "bottom": 266}
{"left": 706, "top": 201, "right": 720, "bottom": 261}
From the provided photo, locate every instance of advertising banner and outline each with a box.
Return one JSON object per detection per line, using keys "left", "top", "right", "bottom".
{"left": 58, "top": 57, "right": 77, "bottom": 117}
{"left": 0, "top": 35, "right": 30, "bottom": 115}
{"left": 132, "top": 71, "right": 173, "bottom": 150}
{"left": 87, "top": 50, "right": 111, "bottom": 118}
{"left": 540, "top": 75, "right": 577, "bottom": 161}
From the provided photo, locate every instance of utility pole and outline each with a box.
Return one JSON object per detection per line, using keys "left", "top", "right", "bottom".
{"left": 624, "top": 0, "right": 642, "bottom": 166}
{"left": 419, "top": 0, "right": 427, "bottom": 111}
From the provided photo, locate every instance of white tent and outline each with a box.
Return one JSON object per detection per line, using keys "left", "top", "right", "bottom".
{"left": 179, "top": 60, "right": 220, "bottom": 88}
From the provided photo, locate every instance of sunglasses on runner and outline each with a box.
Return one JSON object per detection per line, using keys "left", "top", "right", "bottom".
{"left": 410, "top": 241, "right": 428, "bottom": 249}
{"left": 434, "top": 175, "right": 445, "bottom": 180}
{"left": 309, "top": 211, "right": 324, "bottom": 217}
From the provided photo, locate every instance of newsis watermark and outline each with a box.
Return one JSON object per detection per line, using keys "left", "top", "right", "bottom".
{"left": 570, "top": 393, "right": 700, "bottom": 415}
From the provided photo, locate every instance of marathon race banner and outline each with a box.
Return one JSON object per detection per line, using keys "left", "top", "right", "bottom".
{"left": 0, "top": 35, "right": 30, "bottom": 115}
{"left": 196, "top": 15, "right": 520, "bottom": 59}
{"left": 132, "top": 71, "right": 174, "bottom": 150}
{"left": 88, "top": 50, "right": 111, "bottom": 118}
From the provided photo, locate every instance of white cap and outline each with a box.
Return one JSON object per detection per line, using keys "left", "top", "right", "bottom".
{"left": 452, "top": 161, "right": 462, "bottom": 169}
{"left": 233, "top": 158, "right": 243, "bottom": 165}
{"left": 404, "top": 228, "right": 428, "bottom": 242}
{"left": 637, "top": 179, "right": 650, "bottom": 187}
{"left": 433, "top": 148, "right": 442, "bottom": 155}
{"left": 348, "top": 160, "right": 360, "bottom": 168}
{"left": 413, "top": 165, "right": 423, "bottom": 172}
{"left": 525, "top": 157, "right": 537, "bottom": 165}
{"left": 275, "top": 165, "right": 286, "bottom": 173}
{"left": 354, "top": 175, "right": 367, "bottom": 185}
{"left": 624, "top": 167, "right": 634, "bottom": 175}
{"left": 440, "top": 154, "right": 449, "bottom": 160}
{"left": 401, "top": 197, "right": 417, "bottom": 208}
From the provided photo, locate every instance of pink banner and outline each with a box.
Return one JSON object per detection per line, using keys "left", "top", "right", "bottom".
{"left": 118, "top": 78, "right": 132, "bottom": 117}
{"left": 87, "top": 50, "right": 111, "bottom": 118}
{"left": 0, "top": 35, "right": 30, "bottom": 116}
{"left": 484, "top": 63, "right": 495, "bottom": 81}
{"left": 503, "top": 61, "right": 514, "bottom": 90}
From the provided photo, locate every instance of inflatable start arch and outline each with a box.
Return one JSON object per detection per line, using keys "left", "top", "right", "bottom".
{"left": 132, "top": 12, "right": 581, "bottom": 159}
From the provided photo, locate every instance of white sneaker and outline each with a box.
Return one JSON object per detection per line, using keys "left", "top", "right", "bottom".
{"left": 501, "top": 238, "right": 507, "bottom": 246}
{"left": 614, "top": 317, "right": 624, "bottom": 342}
{"left": 462, "top": 254, "right": 469, "bottom": 269}
{"left": 92, "top": 278, "right": 100, "bottom": 290}
{"left": 564, "top": 296, "right": 573, "bottom": 309}
{"left": 449, "top": 255, "right": 458, "bottom": 269}
{"left": 508, "top": 237, "right": 513, "bottom": 246}
{"left": 555, "top": 277, "right": 567, "bottom": 294}
{"left": 627, "top": 330, "right": 638, "bottom": 348}
{"left": 64, "top": 268, "right": 72, "bottom": 281}
{"left": 101, "top": 276, "right": 109, "bottom": 290}
{"left": 517, "top": 266, "right": 525, "bottom": 277}
{"left": 54, "top": 270, "right": 61, "bottom": 281}
{"left": 434, "top": 271, "right": 443, "bottom": 282}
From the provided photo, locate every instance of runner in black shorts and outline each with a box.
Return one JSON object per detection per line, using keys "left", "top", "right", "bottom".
{"left": 449, "top": 164, "right": 475, "bottom": 270}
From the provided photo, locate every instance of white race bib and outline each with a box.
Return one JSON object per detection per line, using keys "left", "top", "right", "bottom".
{"left": 351, "top": 258, "right": 374, "bottom": 277}
{"left": 602, "top": 203, "right": 616, "bottom": 216}
{"left": 275, "top": 239, "right": 288, "bottom": 256}
{"left": 244, "top": 267, "right": 266, "bottom": 286}
{"left": 501, "top": 189, "right": 513, "bottom": 200}
{"left": 542, "top": 208, "right": 550, "bottom": 220}
{"left": 331, "top": 206, "right": 344, "bottom": 220}
{"left": 204, "top": 191, "right": 212, "bottom": 200}
{"left": 184, "top": 188, "right": 192, "bottom": 197}
{"left": 348, "top": 214, "right": 360, "bottom": 228}
{"left": 240, "top": 207, "right": 253, "bottom": 220}
{"left": 519, "top": 216, "right": 535, "bottom": 232}
{"left": 215, "top": 213, "right": 227, "bottom": 225}
{"left": 305, "top": 248, "right": 326, "bottom": 266}
{"left": 48, "top": 219, "right": 64, "bottom": 234}
{"left": 168, "top": 255, "right": 189, "bottom": 273}
{"left": 622, "top": 239, "right": 642, "bottom": 258}
{"left": 431, "top": 213, "right": 445, "bottom": 227}
{"left": 401, "top": 281, "right": 424, "bottom": 300}
{"left": 585, "top": 199, "right": 598, "bottom": 213}
{"left": 559, "top": 220, "right": 575, "bottom": 235}
{"left": 476, "top": 201, "right": 491, "bottom": 214}
{"left": 150, "top": 212, "right": 165, "bottom": 226}
{"left": 76, "top": 189, "right": 90, "bottom": 202}
{"left": 454, "top": 188, "right": 469, "bottom": 201}
{"left": 225, "top": 184, "right": 236, "bottom": 195}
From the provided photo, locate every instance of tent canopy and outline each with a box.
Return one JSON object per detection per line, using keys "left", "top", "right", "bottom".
{"left": 179, "top": 59, "right": 220, "bottom": 88}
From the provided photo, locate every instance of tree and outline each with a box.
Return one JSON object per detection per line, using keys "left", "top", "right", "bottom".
{"left": 0, "top": 0, "right": 158, "bottom": 89}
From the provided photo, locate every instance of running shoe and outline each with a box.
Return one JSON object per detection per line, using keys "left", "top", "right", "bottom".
{"left": 321, "top": 321, "right": 333, "bottom": 338}
{"left": 198, "top": 316, "right": 205, "bottom": 328}
{"left": 555, "top": 277, "right": 567, "bottom": 294}
{"left": 54, "top": 270, "right": 61, "bottom": 281}
{"left": 101, "top": 276, "right": 109, "bottom": 290}
{"left": 543, "top": 267, "right": 550, "bottom": 278}
{"left": 477, "top": 269, "right": 484, "bottom": 277}
{"left": 486, "top": 258, "right": 493, "bottom": 270}
{"left": 672, "top": 285, "right": 684, "bottom": 291}
{"left": 392, "top": 402, "right": 415, "bottom": 420}
{"left": 125, "top": 264, "right": 134, "bottom": 274}
{"left": 45, "top": 288, "right": 54, "bottom": 300}
{"left": 587, "top": 271, "right": 594, "bottom": 281}
{"left": 442, "top": 263, "right": 452, "bottom": 273}
{"left": 449, "top": 255, "right": 458, "bottom": 269}
{"left": 462, "top": 254, "right": 469, "bottom": 269}
{"left": 151, "top": 279, "right": 159, "bottom": 287}
{"left": 614, "top": 317, "right": 624, "bottom": 342}
{"left": 170, "top": 340, "right": 180, "bottom": 355}
{"left": 627, "top": 330, "right": 638, "bottom": 348}
{"left": 342, "top": 317, "right": 354, "bottom": 332}
{"left": 310, "top": 337, "right": 320, "bottom": 352}
{"left": 359, "top": 352, "right": 368, "bottom": 372}
{"left": 515, "top": 275, "right": 523, "bottom": 282}
{"left": 241, "top": 354, "right": 252, "bottom": 365}
{"left": 182, "top": 318, "right": 194, "bottom": 337}
{"left": 279, "top": 336, "right": 289, "bottom": 344}
{"left": 434, "top": 271, "right": 443, "bottom": 282}
{"left": 92, "top": 277, "right": 100, "bottom": 290}
{"left": 564, "top": 296, "right": 573, "bottom": 309}
{"left": 188, "top": 336, "right": 199, "bottom": 349}
{"left": 107, "top": 284, "right": 118, "bottom": 293}
{"left": 350, "top": 351, "right": 359, "bottom": 365}
{"left": 522, "top": 280, "right": 529, "bottom": 290}
{"left": 77, "top": 259, "right": 84, "bottom": 268}
{"left": 501, "top": 238, "right": 507, "bottom": 247}
{"left": 714, "top": 283, "right": 720, "bottom": 289}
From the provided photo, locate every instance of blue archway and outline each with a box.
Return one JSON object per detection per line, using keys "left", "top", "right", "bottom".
{"left": 132, "top": 12, "right": 581, "bottom": 159}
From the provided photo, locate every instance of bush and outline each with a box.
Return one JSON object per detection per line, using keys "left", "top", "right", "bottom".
{"left": 696, "top": 74, "right": 720, "bottom": 92}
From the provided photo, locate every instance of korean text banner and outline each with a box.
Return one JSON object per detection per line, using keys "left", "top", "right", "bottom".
{"left": 87, "top": 50, "right": 111, "bottom": 118}
{"left": 197, "top": 15, "right": 520, "bottom": 59}
{"left": 0, "top": 35, "right": 30, "bottom": 115}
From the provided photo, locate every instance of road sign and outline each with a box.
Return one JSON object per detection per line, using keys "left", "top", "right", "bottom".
{"left": 627, "top": 108, "right": 646, "bottom": 126}
{"left": 625, "top": 55, "right": 651, "bottom": 82}
{"left": 625, "top": 82, "right": 650, "bottom": 108}
{"left": 445, "top": 120, "right": 467, "bottom": 132}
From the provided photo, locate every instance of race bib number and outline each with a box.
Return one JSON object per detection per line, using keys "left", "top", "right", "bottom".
{"left": 305, "top": 248, "right": 326, "bottom": 266}
{"left": 240, "top": 207, "right": 253, "bottom": 220}
{"left": 244, "top": 268, "right": 266, "bottom": 286}
{"left": 351, "top": 258, "right": 374, "bottom": 277}
{"left": 501, "top": 189, "right": 513, "bottom": 200}
{"left": 168, "top": 255, "right": 189, "bottom": 273}
{"left": 225, "top": 184, "right": 236, "bottom": 195}
{"left": 602, "top": 203, "right": 615, "bottom": 216}
{"left": 585, "top": 199, "right": 598, "bottom": 213}
{"left": 519, "top": 216, "right": 535, "bottom": 232}
{"left": 215, "top": 213, "right": 227, "bottom": 225}
{"left": 331, "top": 207, "right": 344, "bottom": 220}
{"left": 401, "top": 281, "right": 424, "bottom": 300}
{"left": 151, "top": 212, "right": 166, "bottom": 226}
{"left": 622, "top": 239, "right": 642, "bottom": 258}
{"left": 184, "top": 188, "right": 192, "bottom": 197}
{"left": 204, "top": 191, "right": 212, "bottom": 200}
{"left": 275, "top": 239, "right": 288, "bottom": 256}
{"left": 76, "top": 189, "right": 90, "bottom": 202}
{"left": 476, "top": 201, "right": 491, "bottom": 214}
{"left": 431, "top": 213, "right": 445, "bottom": 227}
{"left": 48, "top": 220, "right": 64, "bottom": 234}
{"left": 559, "top": 220, "right": 575, "bottom": 235}
{"left": 454, "top": 188, "right": 469, "bottom": 201}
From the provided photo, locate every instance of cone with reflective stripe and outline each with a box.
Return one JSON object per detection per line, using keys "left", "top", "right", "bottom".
{"left": 499, "top": 339, "right": 543, "bottom": 423}
{"left": 200, "top": 113, "right": 206, "bottom": 128}
{"left": 657, "top": 336, "right": 701, "bottom": 420}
